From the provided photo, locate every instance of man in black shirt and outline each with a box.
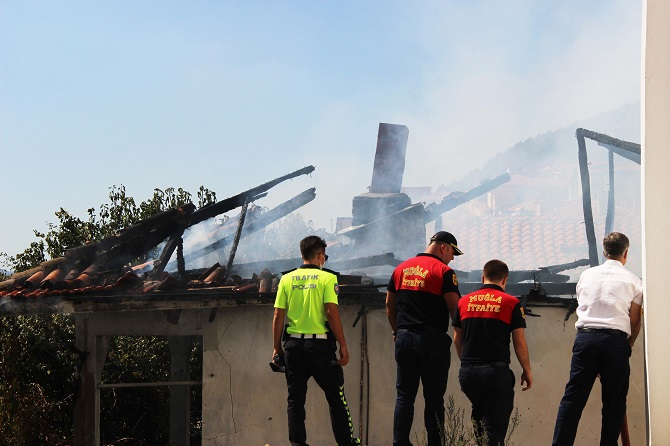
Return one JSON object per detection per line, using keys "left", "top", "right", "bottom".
{"left": 387, "top": 231, "right": 463, "bottom": 446}
{"left": 452, "top": 259, "right": 532, "bottom": 446}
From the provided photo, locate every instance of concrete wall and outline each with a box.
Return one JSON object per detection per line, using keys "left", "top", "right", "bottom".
{"left": 201, "top": 304, "right": 646, "bottom": 445}
{"left": 643, "top": 0, "right": 670, "bottom": 442}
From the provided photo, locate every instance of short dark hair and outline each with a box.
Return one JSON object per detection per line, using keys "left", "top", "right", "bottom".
{"left": 300, "top": 235, "right": 327, "bottom": 260}
{"left": 483, "top": 259, "right": 509, "bottom": 283}
{"left": 603, "top": 232, "right": 629, "bottom": 258}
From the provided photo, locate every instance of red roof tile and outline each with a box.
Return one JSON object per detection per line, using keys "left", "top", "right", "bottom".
{"left": 448, "top": 211, "right": 641, "bottom": 273}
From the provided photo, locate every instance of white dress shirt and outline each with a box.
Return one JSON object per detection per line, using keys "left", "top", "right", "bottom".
{"left": 574, "top": 259, "right": 643, "bottom": 336}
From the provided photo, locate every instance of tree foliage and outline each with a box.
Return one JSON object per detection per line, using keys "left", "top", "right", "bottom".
{"left": 0, "top": 183, "right": 317, "bottom": 444}
{"left": 0, "top": 185, "right": 215, "bottom": 445}
{"left": 0, "top": 314, "right": 77, "bottom": 446}
{"left": 1, "top": 185, "right": 216, "bottom": 274}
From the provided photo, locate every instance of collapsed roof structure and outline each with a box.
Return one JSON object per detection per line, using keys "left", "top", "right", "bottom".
{"left": 0, "top": 165, "right": 386, "bottom": 315}
{"left": 0, "top": 123, "right": 642, "bottom": 314}
{"left": 575, "top": 128, "right": 642, "bottom": 266}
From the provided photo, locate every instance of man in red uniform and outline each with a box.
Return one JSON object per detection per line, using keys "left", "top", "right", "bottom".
{"left": 452, "top": 259, "right": 532, "bottom": 446}
{"left": 386, "top": 231, "right": 462, "bottom": 446}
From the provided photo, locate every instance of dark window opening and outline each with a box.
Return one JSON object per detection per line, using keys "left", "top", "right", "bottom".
{"left": 99, "top": 335, "right": 202, "bottom": 445}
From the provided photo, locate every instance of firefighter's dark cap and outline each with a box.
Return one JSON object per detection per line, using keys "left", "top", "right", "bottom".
{"left": 430, "top": 231, "right": 463, "bottom": 256}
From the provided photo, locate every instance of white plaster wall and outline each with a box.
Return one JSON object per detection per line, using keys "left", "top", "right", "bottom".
{"left": 643, "top": 0, "right": 670, "bottom": 443}
{"left": 201, "top": 304, "right": 646, "bottom": 445}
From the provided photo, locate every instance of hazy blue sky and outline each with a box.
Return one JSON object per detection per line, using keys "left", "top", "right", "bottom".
{"left": 0, "top": 1, "right": 641, "bottom": 257}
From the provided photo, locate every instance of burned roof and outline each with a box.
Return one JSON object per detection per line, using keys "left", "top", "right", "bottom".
{"left": 1, "top": 125, "right": 642, "bottom": 316}
{"left": 0, "top": 165, "right": 395, "bottom": 316}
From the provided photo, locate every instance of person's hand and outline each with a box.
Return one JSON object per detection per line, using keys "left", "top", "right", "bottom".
{"left": 520, "top": 369, "right": 532, "bottom": 391}
{"left": 272, "top": 348, "right": 284, "bottom": 363}
{"left": 270, "top": 349, "right": 286, "bottom": 373}
{"left": 338, "top": 344, "right": 349, "bottom": 366}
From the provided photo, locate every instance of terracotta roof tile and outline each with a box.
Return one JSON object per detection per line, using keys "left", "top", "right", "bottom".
{"left": 448, "top": 212, "right": 641, "bottom": 273}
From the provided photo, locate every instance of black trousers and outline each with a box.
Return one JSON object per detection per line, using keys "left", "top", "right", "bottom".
{"left": 552, "top": 329, "right": 631, "bottom": 446}
{"left": 458, "top": 364, "right": 515, "bottom": 446}
{"left": 284, "top": 337, "right": 357, "bottom": 446}
{"left": 393, "top": 328, "right": 451, "bottom": 446}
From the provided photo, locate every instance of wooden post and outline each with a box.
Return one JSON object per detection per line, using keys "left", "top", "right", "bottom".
{"left": 169, "top": 337, "right": 191, "bottom": 446}
{"left": 576, "top": 128, "right": 600, "bottom": 267}
{"left": 74, "top": 314, "right": 110, "bottom": 446}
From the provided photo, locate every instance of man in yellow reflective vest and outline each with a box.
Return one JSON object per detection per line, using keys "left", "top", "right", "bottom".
{"left": 272, "top": 235, "right": 359, "bottom": 446}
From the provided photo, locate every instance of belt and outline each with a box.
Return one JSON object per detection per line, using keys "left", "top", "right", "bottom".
{"left": 400, "top": 326, "right": 446, "bottom": 334}
{"left": 290, "top": 333, "right": 328, "bottom": 339}
{"left": 577, "top": 328, "right": 627, "bottom": 336}
{"left": 463, "top": 361, "right": 508, "bottom": 368}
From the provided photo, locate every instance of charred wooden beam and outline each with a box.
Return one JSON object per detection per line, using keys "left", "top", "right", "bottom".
{"left": 458, "top": 259, "right": 590, "bottom": 284}
{"left": 182, "top": 188, "right": 316, "bottom": 265}
{"left": 576, "top": 128, "right": 600, "bottom": 267}
{"left": 209, "top": 197, "right": 251, "bottom": 322}
{"left": 117, "top": 204, "right": 195, "bottom": 240}
{"left": 576, "top": 129, "right": 640, "bottom": 267}
{"left": 454, "top": 268, "right": 570, "bottom": 283}
{"left": 423, "top": 173, "right": 511, "bottom": 224}
{"left": 63, "top": 204, "right": 195, "bottom": 268}
{"left": 151, "top": 233, "right": 185, "bottom": 277}
{"left": 497, "top": 270, "right": 570, "bottom": 283}
{"left": 606, "top": 149, "right": 615, "bottom": 235}
{"left": 10, "top": 167, "right": 313, "bottom": 284}
{"left": 177, "top": 238, "right": 185, "bottom": 276}
{"left": 457, "top": 281, "right": 577, "bottom": 298}
{"left": 224, "top": 197, "right": 250, "bottom": 276}
{"left": 228, "top": 253, "right": 399, "bottom": 278}
{"left": 327, "top": 253, "right": 401, "bottom": 270}
{"left": 99, "top": 226, "right": 187, "bottom": 272}
{"left": 579, "top": 128, "right": 641, "bottom": 164}
{"left": 545, "top": 258, "right": 591, "bottom": 274}
{"left": 64, "top": 162, "right": 308, "bottom": 268}
{"left": 187, "top": 165, "right": 315, "bottom": 227}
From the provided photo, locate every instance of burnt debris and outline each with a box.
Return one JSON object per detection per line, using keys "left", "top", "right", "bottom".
{"left": 0, "top": 124, "right": 641, "bottom": 316}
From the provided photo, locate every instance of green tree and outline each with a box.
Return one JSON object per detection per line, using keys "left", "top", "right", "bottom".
{"left": 0, "top": 314, "right": 77, "bottom": 446}
{"left": 0, "top": 185, "right": 216, "bottom": 445}
{"left": 2, "top": 185, "right": 215, "bottom": 271}
{"left": 0, "top": 183, "right": 316, "bottom": 444}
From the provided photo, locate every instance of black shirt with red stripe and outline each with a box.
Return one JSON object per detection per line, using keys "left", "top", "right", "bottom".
{"left": 452, "top": 284, "right": 526, "bottom": 365}
{"left": 388, "top": 253, "right": 461, "bottom": 332}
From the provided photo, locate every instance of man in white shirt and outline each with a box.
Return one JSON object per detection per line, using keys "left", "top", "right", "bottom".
{"left": 552, "top": 232, "right": 643, "bottom": 446}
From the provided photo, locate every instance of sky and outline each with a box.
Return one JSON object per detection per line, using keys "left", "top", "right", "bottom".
{"left": 0, "top": 1, "right": 642, "bottom": 258}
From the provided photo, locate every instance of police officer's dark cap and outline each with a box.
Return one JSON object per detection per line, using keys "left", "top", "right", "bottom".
{"left": 430, "top": 231, "right": 463, "bottom": 256}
